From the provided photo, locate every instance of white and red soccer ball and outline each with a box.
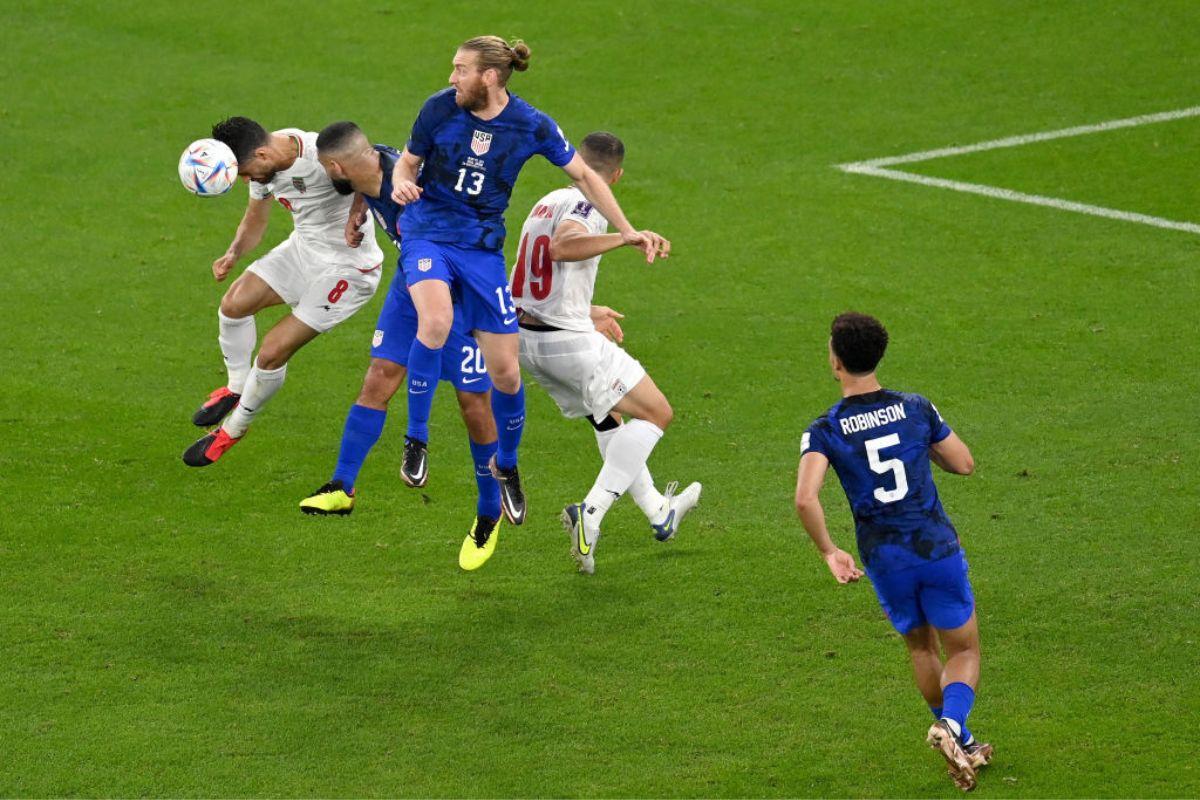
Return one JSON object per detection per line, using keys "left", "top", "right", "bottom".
{"left": 178, "top": 138, "right": 238, "bottom": 196}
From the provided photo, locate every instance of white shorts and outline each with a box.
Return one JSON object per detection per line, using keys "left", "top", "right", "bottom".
{"left": 245, "top": 237, "right": 381, "bottom": 333}
{"left": 519, "top": 328, "right": 646, "bottom": 421}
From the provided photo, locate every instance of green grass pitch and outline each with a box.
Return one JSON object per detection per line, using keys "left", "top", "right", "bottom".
{"left": 2, "top": 0, "right": 1197, "bottom": 796}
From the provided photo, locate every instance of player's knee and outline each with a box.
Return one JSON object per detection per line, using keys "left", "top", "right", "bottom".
{"left": 644, "top": 397, "right": 673, "bottom": 430}
{"left": 255, "top": 344, "right": 292, "bottom": 371}
{"left": 219, "top": 287, "right": 252, "bottom": 319}
{"left": 359, "top": 361, "right": 404, "bottom": 408}
{"left": 417, "top": 313, "right": 453, "bottom": 347}
{"left": 487, "top": 361, "right": 521, "bottom": 394}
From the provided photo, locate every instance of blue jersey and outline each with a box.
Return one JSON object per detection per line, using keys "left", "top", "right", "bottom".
{"left": 363, "top": 144, "right": 404, "bottom": 247}
{"left": 400, "top": 88, "right": 576, "bottom": 250}
{"left": 802, "top": 389, "right": 960, "bottom": 574}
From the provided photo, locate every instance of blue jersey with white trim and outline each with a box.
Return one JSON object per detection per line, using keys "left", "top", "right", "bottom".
{"left": 400, "top": 88, "right": 576, "bottom": 251}
{"left": 802, "top": 389, "right": 960, "bottom": 574}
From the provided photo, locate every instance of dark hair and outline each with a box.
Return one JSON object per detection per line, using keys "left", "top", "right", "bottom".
{"left": 830, "top": 312, "right": 889, "bottom": 374}
{"left": 579, "top": 131, "right": 625, "bottom": 174}
{"left": 212, "top": 116, "right": 269, "bottom": 163}
{"left": 460, "top": 35, "right": 530, "bottom": 83}
{"left": 317, "top": 120, "right": 364, "bottom": 156}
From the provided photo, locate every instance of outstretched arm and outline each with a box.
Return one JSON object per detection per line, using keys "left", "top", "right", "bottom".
{"left": 560, "top": 153, "right": 670, "bottom": 264}
{"left": 390, "top": 149, "right": 425, "bottom": 205}
{"left": 212, "top": 195, "right": 272, "bottom": 282}
{"left": 549, "top": 219, "right": 626, "bottom": 262}
{"left": 796, "top": 451, "right": 864, "bottom": 584}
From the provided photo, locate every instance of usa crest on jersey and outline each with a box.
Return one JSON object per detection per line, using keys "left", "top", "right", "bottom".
{"left": 471, "top": 130, "right": 493, "bottom": 156}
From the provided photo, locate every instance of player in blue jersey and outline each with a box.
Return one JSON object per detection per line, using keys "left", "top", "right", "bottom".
{"left": 794, "top": 313, "right": 993, "bottom": 792}
{"left": 390, "top": 36, "right": 670, "bottom": 526}
{"left": 298, "top": 121, "right": 502, "bottom": 571}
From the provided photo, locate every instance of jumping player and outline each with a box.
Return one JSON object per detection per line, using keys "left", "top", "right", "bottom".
{"left": 183, "top": 117, "right": 383, "bottom": 467}
{"left": 389, "top": 36, "right": 670, "bottom": 526}
{"left": 301, "top": 121, "right": 502, "bottom": 571}
{"left": 794, "top": 312, "right": 992, "bottom": 791}
{"left": 511, "top": 131, "right": 700, "bottom": 575}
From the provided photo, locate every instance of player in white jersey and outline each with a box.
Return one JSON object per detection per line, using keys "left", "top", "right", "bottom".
{"left": 183, "top": 116, "right": 384, "bottom": 467}
{"left": 511, "top": 132, "right": 701, "bottom": 574}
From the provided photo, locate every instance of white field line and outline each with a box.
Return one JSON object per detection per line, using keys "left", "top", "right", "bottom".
{"left": 837, "top": 106, "right": 1200, "bottom": 234}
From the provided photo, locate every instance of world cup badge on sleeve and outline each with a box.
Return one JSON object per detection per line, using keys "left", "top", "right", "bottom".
{"left": 471, "top": 130, "right": 493, "bottom": 156}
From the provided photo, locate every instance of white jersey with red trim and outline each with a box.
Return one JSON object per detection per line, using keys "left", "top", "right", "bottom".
{"left": 247, "top": 128, "right": 381, "bottom": 269}
{"left": 509, "top": 186, "right": 608, "bottom": 332}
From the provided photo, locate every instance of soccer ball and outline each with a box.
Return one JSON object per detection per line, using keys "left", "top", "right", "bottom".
{"left": 178, "top": 138, "right": 238, "bottom": 196}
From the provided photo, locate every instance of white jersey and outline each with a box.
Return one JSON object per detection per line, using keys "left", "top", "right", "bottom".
{"left": 248, "top": 129, "right": 382, "bottom": 269}
{"left": 509, "top": 187, "right": 608, "bottom": 332}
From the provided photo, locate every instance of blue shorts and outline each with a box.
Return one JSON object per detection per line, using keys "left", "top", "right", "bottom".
{"left": 370, "top": 272, "right": 492, "bottom": 393}
{"left": 867, "top": 552, "right": 975, "bottom": 635}
{"left": 400, "top": 238, "right": 518, "bottom": 335}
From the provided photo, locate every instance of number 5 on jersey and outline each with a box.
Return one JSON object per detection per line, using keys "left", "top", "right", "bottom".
{"left": 865, "top": 434, "right": 909, "bottom": 503}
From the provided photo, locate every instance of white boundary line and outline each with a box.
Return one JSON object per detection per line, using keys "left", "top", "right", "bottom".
{"left": 837, "top": 106, "right": 1200, "bottom": 235}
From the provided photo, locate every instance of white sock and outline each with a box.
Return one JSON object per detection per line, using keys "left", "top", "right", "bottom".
{"left": 594, "top": 426, "right": 666, "bottom": 523}
{"left": 222, "top": 363, "right": 286, "bottom": 438}
{"left": 583, "top": 419, "right": 664, "bottom": 525}
{"left": 218, "top": 311, "right": 256, "bottom": 394}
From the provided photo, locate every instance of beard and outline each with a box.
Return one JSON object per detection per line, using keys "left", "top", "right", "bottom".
{"left": 455, "top": 81, "right": 489, "bottom": 111}
{"left": 331, "top": 177, "right": 354, "bottom": 195}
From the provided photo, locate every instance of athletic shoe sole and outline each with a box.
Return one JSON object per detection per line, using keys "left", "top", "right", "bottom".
{"left": 927, "top": 722, "right": 977, "bottom": 792}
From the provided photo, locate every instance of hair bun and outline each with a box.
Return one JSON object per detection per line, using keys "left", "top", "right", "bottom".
{"left": 509, "top": 39, "right": 531, "bottom": 71}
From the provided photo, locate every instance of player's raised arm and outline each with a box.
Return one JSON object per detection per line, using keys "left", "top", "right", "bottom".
{"left": 930, "top": 431, "right": 975, "bottom": 475}
{"left": 796, "top": 449, "right": 864, "bottom": 584}
{"left": 560, "top": 153, "right": 670, "bottom": 264}
{"left": 213, "top": 195, "right": 272, "bottom": 282}
{"left": 549, "top": 219, "right": 626, "bottom": 263}
{"left": 390, "top": 149, "right": 424, "bottom": 205}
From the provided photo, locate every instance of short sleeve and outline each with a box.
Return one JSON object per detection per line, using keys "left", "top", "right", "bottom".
{"left": 406, "top": 96, "right": 440, "bottom": 158}
{"left": 537, "top": 113, "right": 575, "bottom": 167}
{"left": 562, "top": 197, "right": 606, "bottom": 234}
{"left": 248, "top": 180, "right": 270, "bottom": 200}
{"left": 926, "top": 398, "right": 952, "bottom": 444}
{"left": 801, "top": 421, "right": 831, "bottom": 458}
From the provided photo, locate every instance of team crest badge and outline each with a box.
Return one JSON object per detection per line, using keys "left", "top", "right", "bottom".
{"left": 418, "top": 258, "right": 432, "bottom": 272}
{"left": 373, "top": 330, "right": 384, "bottom": 347}
{"left": 292, "top": 177, "right": 306, "bottom": 193}
{"left": 471, "top": 130, "right": 493, "bottom": 156}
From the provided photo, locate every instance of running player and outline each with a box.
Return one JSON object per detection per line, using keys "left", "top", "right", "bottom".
{"left": 389, "top": 36, "right": 670, "bottom": 526}
{"left": 794, "top": 312, "right": 992, "bottom": 791}
{"left": 300, "top": 121, "right": 501, "bottom": 571}
{"left": 511, "top": 132, "right": 700, "bottom": 575}
{"left": 183, "top": 117, "right": 384, "bottom": 467}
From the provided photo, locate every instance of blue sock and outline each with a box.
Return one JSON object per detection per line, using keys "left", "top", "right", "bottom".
{"left": 332, "top": 404, "right": 387, "bottom": 491}
{"left": 941, "top": 682, "right": 976, "bottom": 740}
{"left": 470, "top": 437, "right": 502, "bottom": 520}
{"left": 406, "top": 340, "right": 442, "bottom": 443}
{"left": 491, "top": 383, "right": 525, "bottom": 470}
{"left": 931, "top": 703, "right": 972, "bottom": 744}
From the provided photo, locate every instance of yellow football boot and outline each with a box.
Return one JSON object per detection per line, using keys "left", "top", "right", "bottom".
{"left": 299, "top": 480, "right": 355, "bottom": 516}
{"left": 459, "top": 515, "right": 500, "bottom": 570}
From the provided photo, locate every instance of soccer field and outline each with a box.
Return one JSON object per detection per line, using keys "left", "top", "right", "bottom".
{"left": 3, "top": 1, "right": 1198, "bottom": 796}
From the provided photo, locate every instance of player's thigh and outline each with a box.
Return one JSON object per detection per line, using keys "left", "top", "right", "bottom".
{"left": 233, "top": 239, "right": 306, "bottom": 315}
{"left": 400, "top": 239, "right": 454, "bottom": 341}
{"left": 221, "top": 270, "right": 286, "bottom": 317}
{"left": 473, "top": 330, "right": 520, "bottom": 389}
{"left": 611, "top": 372, "right": 672, "bottom": 429}
{"left": 866, "top": 566, "right": 927, "bottom": 635}
{"left": 292, "top": 266, "right": 379, "bottom": 336}
{"left": 518, "top": 331, "right": 597, "bottom": 418}
{"left": 446, "top": 246, "right": 517, "bottom": 337}
{"left": 256, "top": 314, "right": 322, "bottom": 369}
{"left": 370, "top": 274, "right": 421, "bottom": 366}
{"left": 918, "top": 551, "right": 976, "bottom": 636}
